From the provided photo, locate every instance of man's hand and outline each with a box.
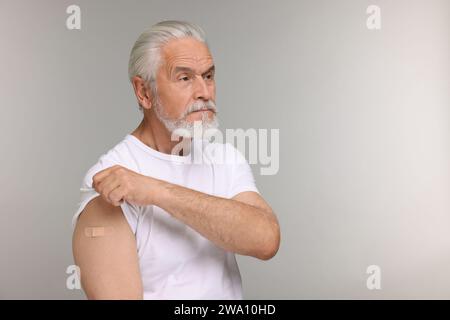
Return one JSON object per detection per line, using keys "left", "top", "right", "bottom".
{"left": 92, "top": 165, "right": 158, "bottom": 207}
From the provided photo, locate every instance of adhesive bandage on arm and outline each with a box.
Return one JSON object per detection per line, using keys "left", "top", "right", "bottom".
{"left": 84, "top": 226, "right": 115, "bottom": 238}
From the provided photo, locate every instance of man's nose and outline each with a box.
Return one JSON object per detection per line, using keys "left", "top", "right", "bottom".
{"left": 193, "top": 75, "right": 211, "bottom": 101}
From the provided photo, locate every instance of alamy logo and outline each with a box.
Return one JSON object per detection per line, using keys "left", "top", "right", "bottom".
{"left": 66, "top": 264, "right": 81, "bottom": 290}
{"left": 171, "top": 121, "right": 280, "bottom": 176}
{"left": 366, "top": 265, "right": 381, "bottom": 290}
{"left": 66, "top": 5, "right": 81, "bottom": 30}
{"left": 366, "top": 5, "right": 381, "bottom": 30}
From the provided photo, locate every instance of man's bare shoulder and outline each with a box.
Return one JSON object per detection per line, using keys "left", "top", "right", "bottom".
{"left": 72, "top": 196, "right": 142, "bottom": 299}
{"left": 75, "top": 196, "right": 125, "bottom": 225}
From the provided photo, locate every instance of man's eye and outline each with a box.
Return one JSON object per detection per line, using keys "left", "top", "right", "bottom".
{"left": 179, "top": 76, "right": 190, "bottom": 81}
{"left": 204, "top": 73, "right": 214, "bottom": 80}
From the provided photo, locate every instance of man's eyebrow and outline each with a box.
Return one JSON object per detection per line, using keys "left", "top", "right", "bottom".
{"left": 202, "top": 65, "right": 215, "bottom": 75}
{"left": 173, "top": 65, "right": 215, "bottom": 76}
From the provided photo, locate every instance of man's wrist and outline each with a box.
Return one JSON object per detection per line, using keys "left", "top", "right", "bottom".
{"left": 148, "top": 177, "right": 169, "bottom": 207}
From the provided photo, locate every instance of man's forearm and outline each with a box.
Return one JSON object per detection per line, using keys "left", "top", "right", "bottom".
{"left": 153, "top": 179, "right": 279, "bottom": 260}
{"left": 91, "top": 165, "right": 279, "bottom": 259}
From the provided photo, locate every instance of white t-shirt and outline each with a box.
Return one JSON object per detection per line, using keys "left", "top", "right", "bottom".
{"left": 72, "top": 134, "right": 259, "bottom": 300}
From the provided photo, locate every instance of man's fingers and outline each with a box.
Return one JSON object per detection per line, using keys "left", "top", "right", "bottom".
{"left": 100, "top": 177, "right": 121, "bottom": 204}
{"left": 92, "top": 165, "right": 122, "bottom": 189}
{"left": 109, "top": 185, "right": 126, "bottom": 207}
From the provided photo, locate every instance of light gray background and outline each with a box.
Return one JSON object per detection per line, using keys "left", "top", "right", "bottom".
{"left": 0, "top": 0, "right": 449, "bottom": 299}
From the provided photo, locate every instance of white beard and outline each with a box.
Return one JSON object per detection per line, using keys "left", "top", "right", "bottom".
{"left": 153, "top": 96, "right": 220, "bottom": 139}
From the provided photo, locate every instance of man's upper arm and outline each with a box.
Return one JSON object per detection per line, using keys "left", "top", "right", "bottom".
{"left": 72, "top": 196, "right": 143, "bottom": 299}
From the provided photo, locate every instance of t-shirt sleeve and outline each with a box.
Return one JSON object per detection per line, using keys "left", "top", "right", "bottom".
{"left": 71, "top": 158, "right": 141, "bottom": 233}
{"left": 226, "top": 143, "right": 260, "bottom": 198}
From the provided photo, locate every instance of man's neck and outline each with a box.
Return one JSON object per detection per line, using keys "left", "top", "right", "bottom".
{"left": 131, "top": 113, "right": 189, "bottom": 156}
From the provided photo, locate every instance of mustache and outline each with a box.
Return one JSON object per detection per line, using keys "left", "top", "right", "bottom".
{"left": 184, "top": 100, "right": 217, "bottom": 117}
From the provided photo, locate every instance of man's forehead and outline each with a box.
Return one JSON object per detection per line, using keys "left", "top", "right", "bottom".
{"left": 161, "top": 38, "right": 213, "bottom": 73}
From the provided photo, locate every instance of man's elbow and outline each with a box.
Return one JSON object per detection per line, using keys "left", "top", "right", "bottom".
{"left": 258, "top": 222, "right": 281, "bottom": 261}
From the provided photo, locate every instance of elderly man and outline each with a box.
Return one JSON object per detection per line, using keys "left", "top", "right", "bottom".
{"left": 72, "top": 20, "right": 280, "bottom": 300}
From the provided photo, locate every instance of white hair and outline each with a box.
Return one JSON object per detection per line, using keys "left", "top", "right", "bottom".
{"left": 128, "top": 20, "right": 208, "bottom": 112}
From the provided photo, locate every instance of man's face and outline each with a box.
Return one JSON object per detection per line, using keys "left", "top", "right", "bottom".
{"left": 153, "top": 37, "right": 217, "bottom": 135}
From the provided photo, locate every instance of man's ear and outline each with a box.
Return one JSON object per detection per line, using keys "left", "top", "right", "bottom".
{"left": 131, "top": 76, "right": 153, "bottom": 111}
